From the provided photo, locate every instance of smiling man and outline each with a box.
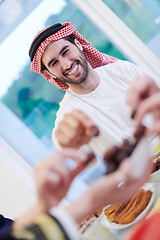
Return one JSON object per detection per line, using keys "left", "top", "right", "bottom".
{"left": 42, "top": 38, "right": 89, "bottom": 87}
{"left": 41, "top": 37, "right": 101, "bottom": 95}
{"left": 29, "top": 21, "right": 150, "bottom": 157}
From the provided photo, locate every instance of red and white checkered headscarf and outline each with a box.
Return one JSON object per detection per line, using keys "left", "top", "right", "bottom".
{"left": 31, "top": 21, "right": 118, "bottom": 91}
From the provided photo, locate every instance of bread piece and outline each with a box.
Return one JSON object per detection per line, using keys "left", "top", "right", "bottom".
{"left": 105, "top": 203, "right": 128, "bottom": 222}
{"left": 116, "top": 189, "right": 145, "bottom": 224}
{"left": 104, "top": 188, "right": 152, "bottom": 225}
{"left": 104, "top": 203, "right": 120, "bottom": 216}
{"left": 118, "top": 190, "right": 152, "bottom": 224}
{"left": 114, "top": 189, "right": 143, "bottom": 223}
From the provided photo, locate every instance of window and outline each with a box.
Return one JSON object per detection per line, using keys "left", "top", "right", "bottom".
{"left": 0, "top": 0, "right": 127, "bottom": 200}
{"left": 102, "top": 0, "right": 160, "bottom": 58}
{"left": 0, "top": 0, "right": 127, "bottom": 165}
{"left": 72, "top": 0, "right": 160, "bottom": 82}
{"left": 0, "top": 0, "right": 43, "bottom": 43}
{"left": 0, "top": 0, "right": 66, "bottom": 165}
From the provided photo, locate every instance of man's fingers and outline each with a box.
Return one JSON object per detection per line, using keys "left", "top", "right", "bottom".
{"left": 71, "top": 110, "right": 93, "bottom": 126}
{"left": 55, "top": 110, "right": 99, "bottom": 148}
{"left": 36, "top": 149, "right": 95, "bottom": 195}
{"left": 45, "top": 171, "right": 62, "bottom": 186}
{"left": 118, "top": 156, "right": 153, "bottom": 184}
{"left": 126, "top": 75, "right": 158, "bottom": 113}
{"left": 55, "top": 120, "right": 85, "bottom": 147}
{"left": 135, "top": 93, "right": 160, "bottom": 128}
{"left": 49, "top": 162, "right": 72, "bottom": 186}
{"left": 59, "top": 148, "right": 96, "bottom": 179}
{"left": 63, "top": 113, "right": 84, "bottom": 130}
{"left": 126, "top": 76, "right": 146, "bottom": 110}
{"left": 60, "top": 117, "right": 88, "bottom": 145}
{"left": 70, "top": 152, "right": 95, "bottom": 180}
{"left": 61, "top": 148, "right": 94, "bottom": 163}
{"left": 86, "top": 126, "right": 99, "bottom": 137}
{"left": 49, "top": 150, "right": 95, "bottom": 184}
{"left": 71, "top": 110, "right": 99, "bottom": 137}
{"left": 154, "top": 122, "right": 160, "bottom": 135}
{"left": 126, "top": 89, "right": 139, "bottom": 112}
{"left": 57, "top": 121, "right": 79, "bottom": 137}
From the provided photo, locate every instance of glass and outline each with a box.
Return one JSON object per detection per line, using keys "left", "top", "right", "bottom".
{"left": 102, "top": 0, "right": 160, "bottom": 58}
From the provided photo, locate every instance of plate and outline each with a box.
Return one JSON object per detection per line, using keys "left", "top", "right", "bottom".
{"left": 148, "top": 169, "right": 160, "bottom": 183}
{"left": 79, "top": 217, "right": 97, "bottom": 234}
{"left": 100, "top": 183, "right": 155, "bottom": 230}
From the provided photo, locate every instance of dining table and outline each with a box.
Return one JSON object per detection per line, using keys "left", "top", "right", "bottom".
{"left": 81, "top": 136, "right": 160, "bottom": 240}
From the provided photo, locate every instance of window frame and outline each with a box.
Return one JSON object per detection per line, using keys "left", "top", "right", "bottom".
{"left": 72, "top": 0, "right": 160, "bottom": 81}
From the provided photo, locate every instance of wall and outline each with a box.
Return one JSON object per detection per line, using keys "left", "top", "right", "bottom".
{"left": 0, "top": 137, "right": 36, "bottom": 219}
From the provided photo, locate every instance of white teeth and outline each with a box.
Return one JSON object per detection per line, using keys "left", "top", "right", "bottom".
{"left": 68, "top": 65, "right": 78, "bottom": 75}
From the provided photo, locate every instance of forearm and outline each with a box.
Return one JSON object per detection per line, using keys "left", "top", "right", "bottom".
{"left": 64, "top": 171, "right": 127, "bottom": 224}
{"left": 65, "top": 195, "right": 93, "bottom": 224}
{"left": 64, "top": 187, "right": 107, "bottom": 224}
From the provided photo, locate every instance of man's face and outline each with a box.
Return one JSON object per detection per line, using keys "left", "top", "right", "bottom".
{"left": 42, "top": 39, "right": 88, "bottom": 85}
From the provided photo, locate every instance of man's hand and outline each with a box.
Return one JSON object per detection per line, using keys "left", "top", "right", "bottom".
{"left": 54, "top": 110, "right": 99, "bottom": 149}
{"left": 135, "top": 92, "right": 160, "bottom": 135}
{"left": 88, "top": 156, "right": 153, "bottom": 207}
{"left": 34, "top": 149, "right": 95, "bottom": 211}
{"left": 126, "top": 75, "right": 159, "bottom": 114}
{"left": 65, "top": 156, "right": 153, "bottom": 223}
{"left": 126, "top": 75, "right": 160, "bottom": 135}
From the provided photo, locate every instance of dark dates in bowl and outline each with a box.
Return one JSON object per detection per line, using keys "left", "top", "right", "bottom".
{"left": 148, "top": 157, "right": 160, "bottom": 183}
{"left": 153, "top": 157, "right": 160, "bottom": 173}
{"left": 103, "top": 125, "right": 146, "bottom": 174}
{"left": 103, "top": 139, "right": 136, "bottom": 174}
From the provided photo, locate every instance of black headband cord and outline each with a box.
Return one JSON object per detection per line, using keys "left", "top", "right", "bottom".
{"left": 29, "top": 23, "right": 65, "bottom": 62}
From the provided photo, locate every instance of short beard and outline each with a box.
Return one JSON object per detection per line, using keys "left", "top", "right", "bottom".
{"left": 50, "top": 48, "right": 88, "bottom": 85}
{"left": 61, "top": 56, "right": 88, "bottom": 85}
